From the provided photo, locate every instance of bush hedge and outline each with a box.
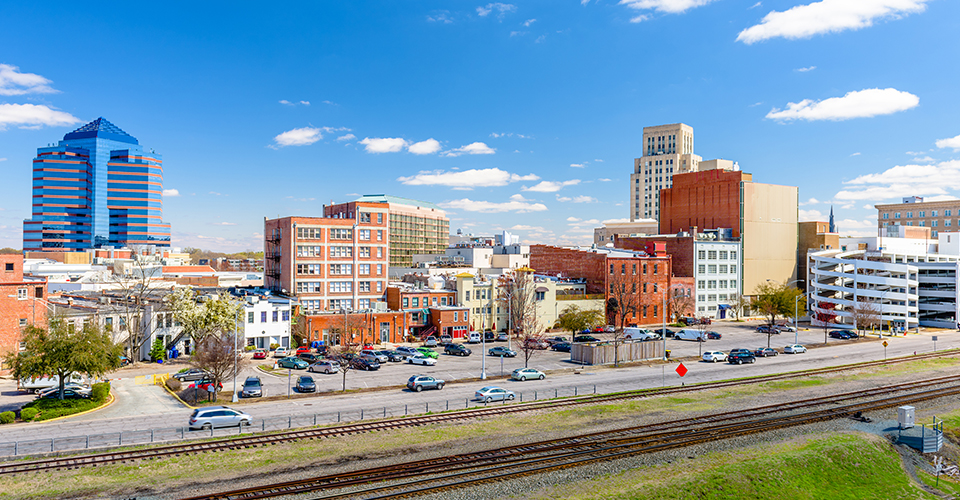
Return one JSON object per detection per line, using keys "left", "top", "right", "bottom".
{"left": 0, "top": 411, "right": 14, "bottom": 424}
{"left": 20, "top": 398, "right": 100, "bottom": 422}
{"left": 20, "top": 408, "right": 38, "bottom": 421}
{"left": 165, "top": 378, "right": 182, "bottom": 391}
{"left": 91, "top": 382, "right": 111, "bottom": 403}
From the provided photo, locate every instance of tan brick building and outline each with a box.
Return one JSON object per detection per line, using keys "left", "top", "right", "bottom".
{"left": 876, "top": 196, "right": 960, "bottom": 237}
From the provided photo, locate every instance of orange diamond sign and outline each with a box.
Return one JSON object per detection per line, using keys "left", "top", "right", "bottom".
{"left": 676, "top": 363, "right": 688, "bottom": 377}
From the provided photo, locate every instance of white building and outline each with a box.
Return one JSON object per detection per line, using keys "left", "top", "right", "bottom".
{"left": 241, "top": 295, "right": 293, "bottom": 349}
{"left": 694, "top": 238, "right": 742, "bottom": 317}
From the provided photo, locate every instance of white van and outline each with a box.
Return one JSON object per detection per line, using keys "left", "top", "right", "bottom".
{"left": 467, "top": 332, "right": 482, "bottom": 344}
{"left": 19, "top": 373, "right": 86, "bottom": 393}
{"left": 674, "top": 329, "right": 707, "bottom": 342}
{"left": 622, "top": 328, "right": 660, "bottom": 341}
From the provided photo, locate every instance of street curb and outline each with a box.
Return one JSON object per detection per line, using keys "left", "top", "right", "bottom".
{"left": 38, "top": 392, "right": 116, "bottom": 423}
{"left": 255, "top": 366, "right": 288, "bottom": 378}
{"left": 162, "top": 382, "right": 198, "bottom": 410}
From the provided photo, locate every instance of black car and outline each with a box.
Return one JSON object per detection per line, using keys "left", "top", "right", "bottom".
{"left": 756, "top": 325, "right": 778, "bottom": 334}
{"left": 173, "top": 368, "right": 213, "bottom": 382}
{"left": 574, "top": 335, "right": 600, "bottom": 343}
{"left": 484, "top": 331, "right": 496, "bottom": 341}
{"left": 350, "top": 357, "right": 381, "bottom": 371}
{"left": 241, "top": 377, "right": 263, "bottom": 398}
{"left": 314, "top": 345, "right": 329, "bottom": 356}
{"left": 379, "top": 350, "right": 405, "bottom": 362}
{"left": 654, "top": 328, "right": 676, "bottom": 338}
{"left": 706, "top": 331, "right": 722, "bottom": 340}
{"left": 295, "top": 375, "right": 316, "bottom": 393}
{"left": 829, "top": 330, "right": 852, "bottom": 340}
{"left": 444, "top": 343, "right": 472, "bottom": 356}
{"left": 298, "top": 353, "right": 322, "bottom": 364}
{"left": 551, "top": 342, "right": 572, "bottom": 352}
{"left": 728, "top": 351, "right": 756, "bottom": 364}
{"left": 40, "top": 388, "right": 90, "bottom": 399}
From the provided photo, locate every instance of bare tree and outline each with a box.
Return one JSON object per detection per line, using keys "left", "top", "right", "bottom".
{"left": 329, "top": 343, "right": 360, "bottom": 392}
{"left": 668, "top": 286, "right": 694, "bottom": 323}
{"left": 851, "top": 301, "right": 881, "bottom": 337}
{"left": 498, "top": 270, "right": 538, "bottom": 344}
{"left": 606, "top": 269, "right": 639, "bottom": 331}
{"left": 813, "top": 301, "right": 838, "bottom": 345}
{"left": 727, "top": 293, "right": 748, "bottom": 321}
{"left": 110, "top": 257, "right": 165, "bottom": 362}
{"left": 191, "top": 332, "right": 240, "bottom": 393}
{"left": 695, "top": 315, "right": 711, "bottom": 357}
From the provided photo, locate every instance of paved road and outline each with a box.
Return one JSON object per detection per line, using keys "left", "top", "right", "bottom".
{"left": 0, "top": 324, "right": 954, "bottom": 447}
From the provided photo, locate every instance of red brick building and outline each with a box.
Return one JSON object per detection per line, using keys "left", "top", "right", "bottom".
{"left": 427, "top": 306, "right": 470, "bottom": 339}
{"left": 0, "top": 255, "right": 48, "bottom": 370}
{"left": 385, "top": 286, "right": 458, "bottom": 337}
{"left": 302, "top": 310, "right": 409, "bottom": 347}
{"left": 530, "top": 245, "right": 673, "bottom": 326}
{"left": 659, "top": 169, "right": 747, "bottom": 236}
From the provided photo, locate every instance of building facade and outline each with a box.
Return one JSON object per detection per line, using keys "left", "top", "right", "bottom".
{"left": 23, "top": 118, "right": 171, "bottom": 251}
{"left": 346, "top": 195, "right": 450, "bottom": 268}
{"left": 876, "top": 196, "right": 960, "bottom": 238}
{"left": 629, "top": 123, "right": 701, "bottom": 221}
{"left": 0, "top": 255, "right": 48, "bottom": 369}
{"left": 593, "top": 219, "right": 658, "bottom": 246}
{"left": 240, "top": 294, "right": 292, "bottom": 349}
{"left": 264, "top": 205, "right": 389, "bottom": 313}
{"left": 798, "top": 221, "right": 839, "bottom": 292}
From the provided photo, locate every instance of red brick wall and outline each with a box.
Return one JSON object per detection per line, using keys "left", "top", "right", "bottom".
{"left": 0, "top": 255, "right": 48, "bottom": 369}
{"left": 660, "top": 170, "right": 745, "bottom": 236}
{"left": 530, "top": 245, "right": 607, "bottom": 293}
{"left": 615, "top": 236, "right": 695, "bottom": 277}
{"left": 604, "top": 257, "right": 672, "bottom": 326}
{"left": 429, "top": 308, "right": 469, "bottom": 338}
{"left": 303, "top": 311, "right": 409, "bottom": 347}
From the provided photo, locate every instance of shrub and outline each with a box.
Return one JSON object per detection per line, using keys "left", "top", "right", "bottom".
{"left": 165, "top": 378, "right": 182, "bottom": 391}
{"left": 177, "top": 367, "right": 189, "bottom": 373}
{"left": 20, "top": 408, "right": 38, "bottom": 421}
{"left": 149, "top": 337, "right": 166, "bottom": 361}
{"left": 91, "top": 382, "right": 111, "bottom": 403}
{"left": 269, "top": 343, "right": 279, "bottom": 350}
{"left": 178, "top": 387, "right": 215, "bottom": 405}
{"left": 0, "top": 412, "right": 14, "bottom": 424}
{"left": 20, "top": 398, "right": 99, "bottom": 421}
{"left": 244, "top": 345, "right": 256, "bottom": 351}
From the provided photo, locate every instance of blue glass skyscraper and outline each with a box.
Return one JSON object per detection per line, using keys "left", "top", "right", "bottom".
{"left": 23, "top": 118, "right": 171, "bottom": 251}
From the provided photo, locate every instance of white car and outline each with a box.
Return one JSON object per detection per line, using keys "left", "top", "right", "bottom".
{"left": 407, "top": 354, "right": 437, "bottom": 366}
{"left": 777, "top": 325, "right": 798, "bottom": 332}
{"left": 702, "top": 351, "right": 727, "bottom": 363}
{"left": 273, "top": 347, "right": 288, "bottom": 358}
{"left": 511, "top": 368, "right": 545, "bottom": 381}
{"left": 784, "top": 344, "right": 807, "bottom": 354}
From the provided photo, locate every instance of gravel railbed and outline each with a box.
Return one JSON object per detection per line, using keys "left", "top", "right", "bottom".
{"left": 158, "top": 360, "right": 960, "bottom": 500}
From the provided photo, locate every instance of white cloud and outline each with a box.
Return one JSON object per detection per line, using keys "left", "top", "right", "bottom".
{"left": 0, "top": 158, "right": 6, "bottom": 162}
{"left": 274, "top": 127, "right": 323, "bottom": 147}
{"left": 510, "top": 31, "right": 528, "bottom": 36}
{"left": 570, "top": 218, "right": 600, "bottom": 225}
{"left": 766, "top": 88, "right": 918, "bottom": 122}
{"left": 509, "top": 193, "right": 534, "bottom": 202}
{"left": 510, "top": 224, "right": 546, "bottom": 231}
{"left": 162, "top": 189, "right": 180, "bottom": 197}
{"left": 360, "top": 137, "right": 408, "bottom": 153}
{"left": 913, "top": 156, "right": 935, "bottom": 163}
{"left": 521, "top": 180, "right": 581, "bottom": 192}
{"left": 408, "top": 138, "right": 442, "bottom": 155}
{"left": 598, "top": 178, "right": 612, "bottom": 182}
{"left": 477, "top": 3, "right": 516, "bottom": 18}
{"left": 214, "top": 222, "right": 238, "bottom": 226}
{"left": 336, "top": 133, "right": 356, "bottom": 142}
{"left": 936, "top": 134, "right": 960, "bottom": 150}
{"left": 427, "top": 11, "right": 454, "bottom": 23}
{"left": 279, "top": 100, "right": 310, "bottom": 106}
{"left": 799, "top": 197, "right": 820, "bottom": 205}
{"left": 835, "top": 160, "right": 960, "bottom": 201}
{"left": 798, "top": 209, "right": 825, "bottom": 221}
{"left": 850, "top": 152, "right": 861, "bottom": 156}
{"left": 629, "top": 14, "right": 651, "bottom": 22}
{"left": 522, "top": 18, "right": 536, "bottom": 26}
{"left": 736, "top": 0, "right": 929, "bottom": 44}
{"left": 594, "top": 159, "right": 604, "bottom": 162}
{"left": 535, "top": 35, "right": 546, "bottom": 43}
{"left": 620, "top": 0, "right": 716, "bottom": 15}
{"left": 862, "top": 204, "right": 874, "bottom": 210}
{"left": 440, "top": 198, "right": 547, "bottom": 213}
{"left": 556, "top": 194, "right": 598, "bottom": 203}
{"left": 0, "top": 64, "right": 58, "bottom": 95}
{"left": 0, "top": 103, "right": 81, "bottom": 130}
{"left": 398, "top": 168, "right": 538, "bottom": 188}
{"left": 566, "top": 217, "right": 581, "bottom": 222}
{"left": 750, "top": 2, "right": 762, "bottom": 8}
{"left": 489, "top": 132, "right": 532, "bottom": 139}
{"left": 570, "top": 163, "right": 586, "bottom": 168}
{"left": 796, "top": 66, "right": 816, "bottom": 72}
{"left": 923, "top": 195, "right": 959, "bottom": 202}
{"left": 444, "top": 142, "right": 496, "bottom": 157}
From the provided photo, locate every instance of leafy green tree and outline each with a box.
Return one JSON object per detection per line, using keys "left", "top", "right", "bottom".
{"left": 556, "top": 305, "right": 604, "bottom": 336}
{"left": 4, "top": 319, "right": 122, "bottom": 400}
{"left": 752, "top": 282, "right": 805, "bottom": 347}
{"left": 149, "top": 337, "right": 166, "bottom": 361}
{"left": 168, "top": 289, "right": 242, "bottom": 346}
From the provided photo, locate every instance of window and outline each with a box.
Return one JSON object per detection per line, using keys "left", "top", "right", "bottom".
{"left": 719, "top": 265, "right": 728, "bottom": 273}
{"left": 932, "top": 210, "right": 938, "bottom": 217}
{"left": 919, "top": 221, "right": 925, "bottom": 227}
{"left": 708, "top": 265, "right": 717, "bottom": 274}
{"left": 730, "top": 251, "right": 737, "bottom": 260}
{"left": 358, "top": 264, "right": 371, "bottom": 274}
{"left": 297, "top": 264, "right": 321, "bottom": 275}
{"left": 330, "top": 299, "right": 353, "bottom": 310}
{"left": 261, "top": 311, "right": 267, "bottom": 322}
{"left": 708, "top": 294, "right": 717, "bottom": 302}
{"left": 4, "top": 263, "right": 13, "bottom": 271}
{"left": 947, "top": 220, "right": 952, "bottom": 227}
{"left": 719, "top": 251, "right": 728, "bottom": 260}
{"left": 919, "top": 211, "right": 925, "bottom": 217}
{"left": 653, "top": 305, "right": 657, "bottom": 317}
{"left": 730, "top": 265, "right": 737, "bottom": 274}
{"left": 698, "top": 265, "right": 706, "bottom": 274}
{"left": 698, "top": 250, "right": 706, "bottom": 259}
{"left": 441, "top": 297, "right": 447, "bottom": 306}
{"left": 947, "top": 210, "right": 953, "bottom": 217}
{"left": 708, "top": 251, "right": 717, "bottom": 259}
{"left": 330, "top": 228, "right": 352, "bottom": 240}
{"left": 359, "top": 212, "right": 371, "bottom": 223}
{"left": 412, "top": 297, "right": 419, "bottom": 308}
{"left": 719, "top": 280, "right": 728, "bottom": 289}
{"left": 642, "top": 283, "right": 647, "bottom": 293}
{"left": 432, "top": 297, "right": 438, "bottom": 306}
{"left": 248, "top": 312, "right": 254, "bottom": 323}
{"left": 402, "top": 297, "right": 409, "bottom": 308}
{"left": 643, "top": 305, "right": 648, "bottom": 317}
{"left": 16, "top": 288, "right": 27, "bottom": 300}
{"left": 330, "top": 264, "right": 353, "bottom": 275}
{"left": 297, "top": 246, "right": 322, "bottom": 257}
{"left": 272, "top": 311, "right": 279, "bottom": 322}
{"left": 357, "top": 299, "right": 371, "bottom": 309}
{"left": 359, "top": 247, "right": 371, "bottom": 258}
{"left": 377, "top": 281, "right": 382, "bottom": 292}
{"left": 653, "top": 264, "right": 658, "bottom": 274}
{"left": 296, "top": 282, "right": 322, "bottom": 293}
{"left": 883, "top": 213, "right": 889, "bottom": 219}
{"left": 906, "top": 212, "right": 913, "bottom": 218}
{"left": 359, "top": 229, "right": 371, "bottom": 240}
{"left": 377, "top": 247, "right": 383, "bottom": 258}
{"left": 330, "top": 282, "right": 352, "bottom": 293}
{"left": 730, "top": 280, "right": 737, "bottom": 290}
{"left": 377, "top": 213, "right": 383, "bottom": 224}
{"left": 330, "top": 246, "right": 352, "bottom": 257}
{"left": 610, "top": 264, "right": 614, "bottom": 274}
{"left": 358, "top": 281, "right": 371, "bottom": 292}
{"left": 708, "top": 280, "right": 717, "bottom": 290}
{"left": 454, "top": 311, "right": 458, "bottom": 322}
{"left": 377, "top": 230, "right": 383, "bottom": 241}
{"left": 19, "top": 318, "right": 27, "bottom": 327}
{"left": 283, "top": 310, "right": 290, "bottom": 321}
{"left": 697, "top": 280, "right": 705, "bottom": 289}
{"left": 377, "top": 264, "right": 382, "bottom": 275}
{"left": 621, "top": 264, "right": 626, "bottom": 275}
{"left": 535, "top": 291, "right": 545, "bottom": 301}
{"left": 932, "top": 220, "right": 939, "bottom": 227}
{"left": 895, "top": 212, "right": 901, "bottom": 219}
{"left": 653, "top": 283, "right": 658, "bottom": 292}
{"left": 297, "top": 227, "right": 321, "bottom": 239}
{"left": 466, "top": 291, "right": 471, "bottom": 301}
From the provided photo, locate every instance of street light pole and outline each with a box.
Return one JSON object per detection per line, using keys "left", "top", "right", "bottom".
{"left": 232, "top": 309, "right": 239, "bottom": 403}
{"left": 480, "top": 314, "right": 486, "bottom": 380}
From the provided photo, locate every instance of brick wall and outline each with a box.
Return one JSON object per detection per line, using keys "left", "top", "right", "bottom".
{"left": 302, "top": 311, "right": 409, "bottom": 347}
{"left": 530, "top": 245, "right": 607, "bottom": 293}
{"left": 0, "top": 255, "right": 47, "bottom": 370}
{"left": 615, "top": 236, "right": 695, "bottom": 277}
{"left": 660, "top": 169, "right": 745, "bottom": 236}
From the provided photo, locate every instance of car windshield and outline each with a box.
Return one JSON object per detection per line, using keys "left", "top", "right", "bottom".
{"left": 243, "top": 379, "right": 259, "bottom": 387}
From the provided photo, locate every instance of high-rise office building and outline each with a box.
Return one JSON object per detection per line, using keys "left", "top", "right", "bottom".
{"left": 23, "top": 118, "right": 171, "bottom": 251}
{"left": 629, "top": 123, "right": 702, "bottom": 221}
{"left": 343, "top": 195, "right": 449, "bottom": 268}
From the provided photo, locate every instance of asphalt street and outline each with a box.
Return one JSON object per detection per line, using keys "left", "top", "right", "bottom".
{"left": 0, "top": 322, "right": 954, "bottom": 448}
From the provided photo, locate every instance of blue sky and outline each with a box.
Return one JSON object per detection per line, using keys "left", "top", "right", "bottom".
{"left": 1, "top": 0, "right": 959, "bottom": 251}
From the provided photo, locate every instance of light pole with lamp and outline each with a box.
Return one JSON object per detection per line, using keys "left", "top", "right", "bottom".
{"left": 232, "top": 307, "right": 240, "bottom": 403}
{"left": 479, "top": 313, "right": 486, "bottom": 380}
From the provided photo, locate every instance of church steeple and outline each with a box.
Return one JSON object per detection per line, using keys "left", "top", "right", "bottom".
{"left": 829, "top": 206, "right": 836, "bottom": 233}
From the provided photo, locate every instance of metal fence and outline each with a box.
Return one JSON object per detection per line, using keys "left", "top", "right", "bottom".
{"left": 0, "top": 383, "right": 601, "bottom": 457}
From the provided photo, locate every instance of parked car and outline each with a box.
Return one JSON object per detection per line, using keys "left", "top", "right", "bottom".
{"left": 776, "top": 324, "right": 798, "bottom": 332}
{"left": 544, "top": 336, "right": 568, "bottom": 345}
{"left": 37, "top": 383, "right": 90, "bottom": 399}
{"left": 376, "top": 350, "right": 404, "bottom": 362}
{"left": 362, "top": 351, "right": 389, "bottom": 363}
{"left": 415, "top": 347, "right": 439, "bottom": 359}
{"left": 272, "top": 347, "right": 288, "bottom": 358}
{"left": 407, "top": 375, "right": 445, "bottom": 392}
{"left": 314, "top": 345, "right": 328, "bottom": 356}
{"left": 350, "top": 357, "right": 381, "bottom": 371}
{"left": 295, "top": 346, "right": 311, "bottom": 356}
{"left": 278, "top": 356, "right": 309, "bottom": 370}
{"left": 511, "top": 368, "right": 545, "bottom": 381}
{"left": 423, "top": 337, "right": 439, "bottom": 347}
{"left": 675, "top": 329, "right": 707, "bottom": 342}
{"left": 439, "top": 334, "right": 453, "bottom": 345}
{"left": 603, "top": 325, "right": 617, "bottom": 332}
{"left": 551, "top": 342, "right": 572, "bottom": 352}
{"left": 467, "top": 332, "right": 482, "bottom": 343}
{"left": 444, "top": 343, "right": 472, "bottom": 356}
{"left": 252, "top": 349, "right": 267, "bottom": 360}
{"left": 784, "top": 344, "right": 807, "bottom": 354}
{"left": 702, "top": 351, "right": 727, "bottom": 363}
{"left": 39, "top": 387, "right": 91, "bottom": 399}
{"left": 308, "top": 360, "right": 340, "bottom": 374}
{"left": 488, "top": 346, "right": 517, "bottom": 357}
{"left": 295, "top": 375, "right": 316, "bottom": 393}
{"left": 496, "top": 333, "right": 510, "bottom": 342}
{"left": 829, "top": 330, "right": 853, "bottom": 340}
{"left": 407, "top": 354, "right": 437, "bottom": 366}
{"left": 474, "top": 386, "right": 516, "bottom": 403}
{"left": 484, "top": 331, "right": 496, "bottom": 341}
{"left": 728, "top": 351, "right": 756, "bottom": 364}
{"left": 188, "top": 406, "right": 252, "bottom": 430}
{"left": 395, "top": 346, "right": 420, "bottom": 357}
{"left": 756, "top": 325, "right": 778, "bottom": 334}
{"left": 574, "top": 335, "right": 600, "bottom": 343}
{"left": 361, "top": 344, "right": 375, "bottom": 351}
{"left": 706, "top": 331, "right": 722, "bottom": 340}
{"left": 754, "top": 347, "right": 779, "bottom": 357}
{"left": 298, "top": 353, "right": 322, "bottom": 364}
{"left": 623, "top": 328, "right": 660, "bottom": 341}
{"left": 523, "top": 338, "right": 549, "bottom": 350}
{"left": 845, "top": 331, "right": 860, "bottom": 339}
{"left": 653, "top": 328, "right": 676, "bottom": 338}
{"left": 185, "top": 377, "right": 223, "bottom": 393}
{"left": 173, "top": 368, "right": 213, "bottom": 382}
{"left": 241, "top": 377, "right": 263, "bottom": 398}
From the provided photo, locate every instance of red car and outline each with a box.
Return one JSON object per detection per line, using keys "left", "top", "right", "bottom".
{"left": 252, "top": 349, "right": 267, "bottom": 359}
{"left": 361, "top": 344, "right": 375, "bottom": 351}
{"left": 186, "top": 379, "right": 223, "bottom": 392}
{"left": 295, "top": 347, "right": 311, "bottom": 355}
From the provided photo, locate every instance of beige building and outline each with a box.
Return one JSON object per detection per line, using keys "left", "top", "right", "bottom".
{"left": 876, "top": 196, "right": 960, "bottom": 238}
{"left": 352, "top": 195, "right": 450, "bottom": 268}
{"left": 630, "top": 123, "right": 702, "bottom": 221}
{"left": 593, "top": 219, "right": 658, "bottom": 246}
{"left": 798, "top": 221, "right": 839, "bottom": 292}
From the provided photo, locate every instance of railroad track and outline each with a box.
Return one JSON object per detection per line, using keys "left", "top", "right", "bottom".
{"left": 1, "top": 349, "right": 956, "bottom": 476}
{"left": 183, "top": 380, "right": 960, "bottom": 500}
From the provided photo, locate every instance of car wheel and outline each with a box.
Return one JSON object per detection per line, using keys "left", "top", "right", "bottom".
{"left": 436, "top": 383, "right": 444, "bottom": 390}
{"left": 508, "top": 394, "right": 515, "bottom": 400}
{"left": 484, "top": 397, "right": 492, "bottom": 403}
{"left": 241, "top": 419, "right": 251, "bottom": 426}
{"left": 538, "top": 374, "right": 545, "bottom": 380}
{"left": 415, "top": 385, "right": 423, "bottom": 392}
{"left": 520, "top": 376, "right": 526, "bottom": 381}
{"left": 737, "top": 359, "right": 742, "bottom": 365}
{"left": 201, "top": 423, "right": 212, "bottom": 430}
